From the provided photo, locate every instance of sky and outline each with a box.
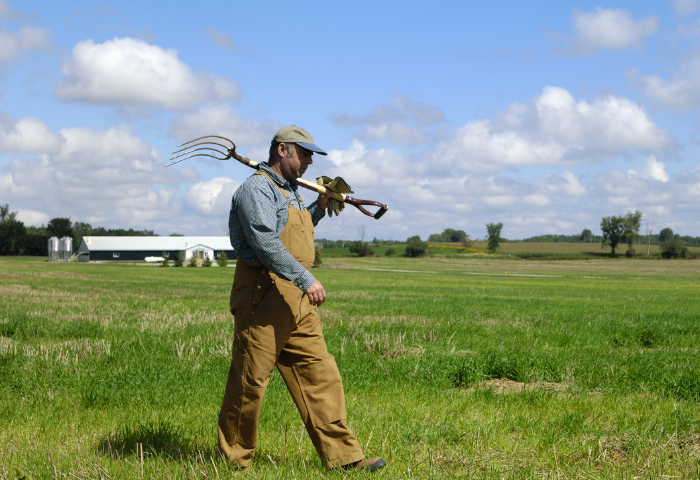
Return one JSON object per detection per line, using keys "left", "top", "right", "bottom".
{"left": 2, "top": 0, "right": 700, "bottom": 241}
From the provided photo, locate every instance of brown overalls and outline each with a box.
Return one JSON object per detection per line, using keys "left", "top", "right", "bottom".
{"left": 217, "top": 172, "right": 364, "bottom": 468}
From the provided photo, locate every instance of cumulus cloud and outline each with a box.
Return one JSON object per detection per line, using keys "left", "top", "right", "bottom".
{"left": 641, "top": 52, "right": 700, "bottom": 110}
{"left": 568, "top": 8, "right": 658, "bottom": 55}
{"left": 55, "top": 37, "right": 240, "bottom": 110}
{"left": 168, "top": 103, "right": 280, "bottom": 146}
{"left": 0, "top": 125, "right": 183, "bottom": 227}
{"left": 186, "top": 177, "right": 239, "bottom": 215}
{"left": 332, "top": 95, "right": 446, "bottom": 145}
{"left": 0, "top": 26, "right": 51, "bottom": 62}
{"left": 0, "top": 113, "right": 63, "bottom": 153}
{"left": 433, "top": 86, "right": 668, "bottom": 172}
{"left": 15, "top": 209, "right": 49, "bottom": 226}
{"left": 628, "top": 156, "right": 670, "bottom": 182}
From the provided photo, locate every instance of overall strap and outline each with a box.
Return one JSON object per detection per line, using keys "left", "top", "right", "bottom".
{"left": 254, "top": 171, "right": 305, "bottom": 208}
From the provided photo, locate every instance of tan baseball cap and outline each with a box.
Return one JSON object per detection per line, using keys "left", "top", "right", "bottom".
{"left": 271, "top": 125, "right": 327, "bottom": 155}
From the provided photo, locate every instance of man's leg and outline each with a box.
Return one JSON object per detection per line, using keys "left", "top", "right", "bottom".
{"left": 276, "top": 304, "right": 364, "bottom": 468}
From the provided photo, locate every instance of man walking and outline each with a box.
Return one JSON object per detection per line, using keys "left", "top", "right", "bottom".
{"left": 218, "top": 125, "right": 386, "bottom": 472}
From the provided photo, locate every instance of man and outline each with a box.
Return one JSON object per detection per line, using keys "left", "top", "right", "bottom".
{"left": 218, "top": 125, "right": 386, "bottom": 472}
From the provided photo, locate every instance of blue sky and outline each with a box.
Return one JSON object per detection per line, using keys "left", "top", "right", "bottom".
{"left": 2, "top": 0, "right": 700, "bottom": 241}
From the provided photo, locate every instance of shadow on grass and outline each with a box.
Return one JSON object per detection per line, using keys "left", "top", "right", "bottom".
{"left": 97, "top": 419, "right": 201, "bottom": 459}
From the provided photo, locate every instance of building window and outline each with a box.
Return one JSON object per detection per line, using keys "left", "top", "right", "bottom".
{"left": 163, "top": 252, "right": 169, "bottom": 258}
{"left": 113, "top": 252, "right": 120, "bottom": 258}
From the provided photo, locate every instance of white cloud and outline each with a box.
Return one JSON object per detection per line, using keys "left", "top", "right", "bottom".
{"left": 0, "top": 114, "right": 62, "bottom": 153}
{"left": 641, "top": 52, "right": 700, "bottom": 110}
{"left": 186, "top": 177, "right": 239, "bottom": 215}
{"left": 168, "top": 103, "right": 280, "bottom": 147}
{"left": 332, "top": 95, "right": 446, "bottom": 145}
{"left": 15, "top": 209, "right": 49, "bottom": 226}
{"left": 0, "top": 125, "right": 184, "bottom": 228}
{"left": 0, "top": 26, "right": 51, "bottom": 62}
{"left": 0, "top": 0, "right": 18, "bottom": 20}
{"left": 433, "top": 86, "right": 668, "bottom": 172}
{"left": 570, "top": 8, "right": 658, "bottom": 55}
{"left": 628, "top": 156, "right": 670, "bottom": 182}
{"left": 675, "top": 0, "right": 700, "bottom": 16}
{"left": 55, "top": 37, "right": 240, "bottom": 110}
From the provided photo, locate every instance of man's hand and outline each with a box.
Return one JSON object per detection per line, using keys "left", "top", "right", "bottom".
{"left": 305, "top": 280, "right": 327, "bottom": 307}
{"left": 316, "top": 191, "right": 334, "bottom": 211}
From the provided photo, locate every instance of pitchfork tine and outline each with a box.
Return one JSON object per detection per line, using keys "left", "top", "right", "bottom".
{"left": 165, "top": 153, "right": 228, "bottom": 167}
{"left": 172, "top": 141, "right": 232, "bottom": 156}
{"left": 170, "top": 146, "right": 230, "bottom": 161}
{"left": 175, "top": 135, "right": 236, "bottom": 149}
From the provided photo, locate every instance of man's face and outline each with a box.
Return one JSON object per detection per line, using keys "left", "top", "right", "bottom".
{"left": 279, "top": 143, "right": 313, "bottom": 181}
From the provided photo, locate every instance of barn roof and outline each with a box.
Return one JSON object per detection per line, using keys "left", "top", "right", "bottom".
{"left": 80, "top": 236, "right": 233, "bottom": 251}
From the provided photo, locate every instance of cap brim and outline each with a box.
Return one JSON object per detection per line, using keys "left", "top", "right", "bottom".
{"left": 296, "top": 142, "right": 327, "bottom": 155}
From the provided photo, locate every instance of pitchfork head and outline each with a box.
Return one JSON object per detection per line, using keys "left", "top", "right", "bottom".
{"left": 165, "top": 135, "right": 236, "bottom": 167}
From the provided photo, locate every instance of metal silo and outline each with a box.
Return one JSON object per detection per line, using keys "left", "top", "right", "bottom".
{"left": 48, "top": 237, "right": 59, "bottom": 262}
{"left": 59, "top": 237, "right": 73, "bottom": 261}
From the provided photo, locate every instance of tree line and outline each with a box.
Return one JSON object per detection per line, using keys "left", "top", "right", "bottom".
{"left": 0, "top": 204, "right": 156, "bottom": 256}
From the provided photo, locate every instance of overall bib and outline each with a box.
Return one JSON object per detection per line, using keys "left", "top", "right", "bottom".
{"left": 218, "top": 172, "right": 364, "bottom": 468}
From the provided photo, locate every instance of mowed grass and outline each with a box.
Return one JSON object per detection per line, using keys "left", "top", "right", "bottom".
{"left": 1, "top": 256, "right": 700, "bottom": 479}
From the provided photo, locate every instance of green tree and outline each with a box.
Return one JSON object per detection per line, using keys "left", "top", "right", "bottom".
{"left": 384, "top": 247, "right": 396, "bottom": 257}
{"left": 217, "top": 251, "right": 228, "bottom": 267}
{"left": 405, "top": 236, "right": 428, "bottom": 257}
{"left": 0, "top": 215, "right": 27, "bottom": 255}
{"left": 47, "top": 217, "right": 73, "bottom": 239}
{"left": 485, "top": 223, "right": 503, "bottom": 253}
{"left": 622, "top": 210, "right": 643, "bottom": 256}
{"left": 428, "top": 228, "right": 467, "bottom": 242}
{"left": 174, "top": 252, "right": 184, "bottom": 267}
{"left": 580, "top": 228, "right": 593, "bottom": 243}
{"left": 659, "top": 227, "right": 674, "bottom": 243}
{"left": 187, "top": 256, "right": 198, "bottom": 267}
{"left": 660, "top": 239, "right": 685, "bottom": 259}
{"left": 349, "top": 241, "right": 374, "bottom": 257}
{"left": 600, "top": 215, "right": 626, "bottom": 257}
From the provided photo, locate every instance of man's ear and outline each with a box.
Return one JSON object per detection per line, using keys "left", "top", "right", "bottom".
{"left": 277, "top": 142, "right": 288, "bottom": 159}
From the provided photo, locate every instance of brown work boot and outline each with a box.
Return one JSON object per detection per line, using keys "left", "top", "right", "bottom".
{"left": 341, "top": 457, "right": 386, "bottom": 472}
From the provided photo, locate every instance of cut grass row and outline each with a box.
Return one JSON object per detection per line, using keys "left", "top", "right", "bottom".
{"left": 1, "top": 256, "right": 699, "bottom": 479}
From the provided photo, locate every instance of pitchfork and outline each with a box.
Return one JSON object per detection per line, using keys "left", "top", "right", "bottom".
{"left": 166, "top": 135, "right": 388, "bottom": 219}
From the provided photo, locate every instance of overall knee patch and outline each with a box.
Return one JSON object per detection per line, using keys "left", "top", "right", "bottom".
{"left": 293, "top": 355, "right": 346, "bottom": 427}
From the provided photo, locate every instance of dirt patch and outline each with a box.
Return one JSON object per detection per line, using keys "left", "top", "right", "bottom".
{"left": 322, "top": 262, "right": 355, "bottom": 269}
{"left": 464, "top": 378, "right": 568, "bottom": 394}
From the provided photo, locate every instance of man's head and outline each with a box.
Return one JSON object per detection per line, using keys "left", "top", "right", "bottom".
{"left": 268, "top": 126, "right": 326, "bottom": 182}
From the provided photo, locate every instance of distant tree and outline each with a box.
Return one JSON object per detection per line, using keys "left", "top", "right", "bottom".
{"left": 600, "top": 215, "right": 626, "bottom": 257}
{"left": 217, "top": 252, "right": 228, "bottom": 267}
{"left": 660, "top": 239, "right": 685, "bottom": 259}
{"left": 174, "top": 252, "right": 184, "bottom": 267}
{"left": 622, "top": 210, "right": 643, "bottom": 256}
{"left": 485, "top": 223, "right": 504, "bottom": 253}
{"left": 405, "top": 236, "right": 428, "bottom": 257}
{"left": 356, "top": 224, "right": 367, "bottom": 243}
{"left": 461, "top": 234, "right": 474, "bottom": 248}
{"left": 644, "top": 213, "right": 658, "bottom": 257}
{"left": 580, "top": 229, "right": 593, "bottom": 243}
{"left": 170, "top": 233, "right": 185, "bottom": 237}
{"left": 161, "top": 256, "right": 169, "bottom": 267}
{"left": 384, "top": 247, "right": 396, "bottom": 257}
{"left": 203, "top": 254, "right": 212, "bottom": 267}
{"left": 47, "top": 218, "right": 73, "bottom": 239}
{"left": 428, "top": 228, "right": 467, "bottom": 243}
{"left": 314, "top": 248, "right": 323, "bottom": 266}
{"left": 0, "top": 206, "right": 27, "bottom": 255}
{"left": 187, "top": 256, "right": 198, "bottom": 267}
{"left": 659, "top": 227, "right": 674, "bottom": 243}
{"left": 349, "top": 241, "right": 374, "bottom": 257}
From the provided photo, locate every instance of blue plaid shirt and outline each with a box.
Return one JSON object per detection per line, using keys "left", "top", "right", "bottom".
{"left": 229, "top": 163, "right": 325, "bottom": 291}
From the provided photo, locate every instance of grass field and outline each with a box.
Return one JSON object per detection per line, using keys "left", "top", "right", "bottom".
{"left": 1, "top": 256, "right": 700, "bottom": 479}
{"left": 321, "top": 241, "right": 700, "bottom": 258}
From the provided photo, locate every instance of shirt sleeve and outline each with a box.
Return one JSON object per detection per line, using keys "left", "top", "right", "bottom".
{"left": 236, "top": 181, "right": 317, "bottom": 291}
{"left": 306, "top": 201, "right": 326, "bottom": 226}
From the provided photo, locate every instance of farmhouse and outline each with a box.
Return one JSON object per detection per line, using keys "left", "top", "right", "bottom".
{"left": 77, "top": 236, "right": 237, "bottom": 262}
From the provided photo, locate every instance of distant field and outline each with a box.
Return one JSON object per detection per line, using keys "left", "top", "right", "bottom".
{"left": 2, "top": 256, "right": 700, "bottom": 479}
{"left": 322, "top": 241, "right": 700, "bottom": 257}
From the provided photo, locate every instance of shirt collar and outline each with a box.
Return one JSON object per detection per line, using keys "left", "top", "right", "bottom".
{"left": 260, "top": 162, "right": 298, "bottom": 191}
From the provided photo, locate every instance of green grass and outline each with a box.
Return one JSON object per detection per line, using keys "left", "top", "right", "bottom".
{"left": 1, "top": 256, "right": 700, "bottom": 479}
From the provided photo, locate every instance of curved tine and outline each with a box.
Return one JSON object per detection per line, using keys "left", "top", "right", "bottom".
{"left": 165, "top": 153, "right": 228, "bottom": 167}
{"left": 172, "top": 140, "right": 233, "bottom": 155}
{"left": 169, "top": 146, "right": 229, "bottom": 161}
{"left": 176, "top": 135, "right": 235, "bottom": 149}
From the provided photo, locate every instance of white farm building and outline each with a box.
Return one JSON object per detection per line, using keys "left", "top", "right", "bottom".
{"left": 77, "top": 236, "right": 236, "bottom": 262}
